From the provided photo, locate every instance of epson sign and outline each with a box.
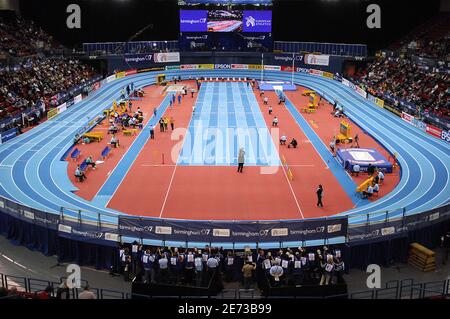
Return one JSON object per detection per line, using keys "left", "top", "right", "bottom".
{"left": 215, "top": 64, "right": 231, "bottom": 69}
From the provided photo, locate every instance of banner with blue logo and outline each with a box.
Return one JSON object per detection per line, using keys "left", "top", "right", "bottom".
{"left": 0, "top": 127, "right": 18, "bottom": 144}
{"left": 118, "top": 216, "right": 348, "bottom": 243}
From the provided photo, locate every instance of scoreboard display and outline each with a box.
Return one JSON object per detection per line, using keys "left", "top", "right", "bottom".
{"left": 180, "top": 9, "right": 272, "bottom": 33}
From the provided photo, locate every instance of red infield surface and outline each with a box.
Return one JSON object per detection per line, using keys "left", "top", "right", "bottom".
{"left": 68, "top": 82, "right": 399, "bottom": 221}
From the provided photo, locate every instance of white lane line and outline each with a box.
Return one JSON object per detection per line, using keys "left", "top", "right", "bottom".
{"left": 280, "top": 163, "right": 304, "bottom": 219}
{"left": 159, "top": 163, "right": 179, "bottom": 218}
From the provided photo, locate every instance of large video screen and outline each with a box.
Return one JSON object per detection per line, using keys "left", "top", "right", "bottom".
{"left": 207, "top": 10, "right": 243, "bottom": 32}
{"left": 180, "top": 10, "right": 271, "bottom": 33}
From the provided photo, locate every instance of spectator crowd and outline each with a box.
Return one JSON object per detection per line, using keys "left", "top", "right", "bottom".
{"left": 0, "top": 11, "right": 60, "bottom": 57}
{"left": 0, "top": 57, "right": 97, "bottom": 122}
{"left": 354, "top": 31, "right": 449, "bottom": 125}
{"left": 118, "top": 243, "right": 346, "bottom": 292}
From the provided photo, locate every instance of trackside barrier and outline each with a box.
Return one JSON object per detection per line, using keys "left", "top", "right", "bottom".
{"left": 0, "top": 190, "right": 448, "bottom": 248}
{"left": 1, "top": 272, "right": 449, "bottom": 299}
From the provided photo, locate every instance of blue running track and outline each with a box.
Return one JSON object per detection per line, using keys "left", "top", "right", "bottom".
{"left": 0, "top": 69, "right": 448, "bottom": 229}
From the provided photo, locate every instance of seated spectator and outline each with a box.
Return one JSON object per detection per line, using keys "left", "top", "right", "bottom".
{"left": 75, "top": 165, "right": 86, "bottom": 182}
{"left": 362, "top": 184, "right": 374, "bottom": 199}
{"left": 108, "top": 124, "right": 118, "bottom": 134}
{"left": 280, "top": 135, "right": 287, "bottom": 145}
{"left": 373, "top": 182, "right": 380, "bottom": 195}
{"left": 110, "top": 135, "right": 118, "bottom": 148}
{"left": 272, "top": 116, "right": 279, "bottom": 126}
{"left": 288, "top": 138, "right": 298, "bottom": 149}
{"left": 85, "top": 156, "right": 96, "bottom": 169}
{"left": 378, "top": 170, "right": 385, "bottom": 183}
{"left": 78, "top": 285, "right": 97, "bottom": 299}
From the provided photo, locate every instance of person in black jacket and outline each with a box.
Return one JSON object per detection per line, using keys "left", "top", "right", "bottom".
{"left": 316, "top": 185, "right": 324, "bottom": 207}
{"left": 56, "top": 280, "right": 70, "bottom": 299}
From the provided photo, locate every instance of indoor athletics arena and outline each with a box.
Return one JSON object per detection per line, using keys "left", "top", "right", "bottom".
{"left": 0, "top": 0, "right": 449, "bottom": 312}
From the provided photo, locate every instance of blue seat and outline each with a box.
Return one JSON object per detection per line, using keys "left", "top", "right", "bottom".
{"left": 101, "top": 146, "right": 111, "bottom": 159}
{"left": 70, "top": 148, "right": 81, "bottom": 161}
{"left": 79, "top": 160, "right": 88, "bottom": 172}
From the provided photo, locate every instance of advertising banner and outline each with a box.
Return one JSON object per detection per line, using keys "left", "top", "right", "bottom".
{"left": 124, "top": 54, "right": 153, "bottom": 65}
{"left": 231, "top": 64, "right": 249, "bottom": 69}
{"left": 242, "top": 10, "right": 272, "bottom": 33}
{"left": 137, "top": 66, "right": 165, "bottom": 73}
{"left": 154, "top": 52, "right": 180, "bottom": 63}
{"left": 309, "top": 69, "right": 323, "bottom": 76}
{"left": 383, "top": 104, "right": 402, "bottom": 116}
{"left": 322, "top": 71, "right": 334, "bottom": 79}
{"left": 198, "top": 64, "right": 214, "bottom": 69}
{"left": 305, "top": 54, "right": 330, "bottom": 66}
{"left": 47, "top": 108, "right": 58, "bottom": 120}
{"left": 273, "top": 53, "right": 303, "bottom": 64}
{"left": 401, "top": 112, "right": 414, "bottom": 123}
{"left": 181, "top": 64, "right": 200, "bottom": 69}
{"left": 264, "top": 65, "right": 281, "bottom": 71}
{"left": 58, "top": 219, "right": 119, "bottom": 246}
{"left": 248, "top": 64, "right": 263, "bottom": 70}
{"left": 425, "top": 124, "right": 442, "bottom": 138}
{"left": 214, "top": 64, "right": 232, "bottom": 69}
{"left": 118, "top": 216, "right": 348, "bottom": 243}
{"left": 296, "top": 67, "right": 309, "bottom": 73}
{"left": 115, "top": 71, "right": 126, "bottom": 79}
{"left": 411, "top": 118, "right": 427, "bottom": 132}
{"left": 166, "top": 65, "right": 180, "bottom": 70}
{"left": 341, "top": 78, "right": 350, "bottom": 87}
{"left": 56, "top": 102, "right": 67, "bottom": 114}
{"left": 74, "top": 94, "right": 83, "bottom": 104}
{"left": 0, "top": 127, "right": 18, "bottom": 143}
{"left": 106, "top": 74, "right": 116, "bottom": 83}
{"left": 125, "top": 69, "right": 137, "bottom": 76}
{"left": 180, "top": 10, "right": 208, "bottom": 32}
{"left": 280, "top": 65, "right": 293, "bottom": 72}
{"left": 440, "top": 129, "right": 450, "bottom": 143}
{"left": 355, "top": 86, "right": 367, "bottom": 99}
{"left": 368, "top": 94, "right": 385, "bottom": 108}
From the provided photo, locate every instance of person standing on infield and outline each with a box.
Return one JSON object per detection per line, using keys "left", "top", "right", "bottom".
{"left": 237, "top": 147, "right": 245, "bottom": 173}
{"left": 316, "top": 185, "right": 324, "bottom": 207}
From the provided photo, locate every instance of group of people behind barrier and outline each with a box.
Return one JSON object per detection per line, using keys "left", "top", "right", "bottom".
{"left": 117, "top": 243, "right": 346, "bottom": 293}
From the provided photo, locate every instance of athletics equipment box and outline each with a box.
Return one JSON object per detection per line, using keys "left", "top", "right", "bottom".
{"left": 336, "top": 148, "right": 393, "bottom": 173}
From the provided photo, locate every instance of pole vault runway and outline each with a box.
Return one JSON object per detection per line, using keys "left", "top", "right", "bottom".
{"left": 0, "top": 70, "right": 448, "bottom": 227}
